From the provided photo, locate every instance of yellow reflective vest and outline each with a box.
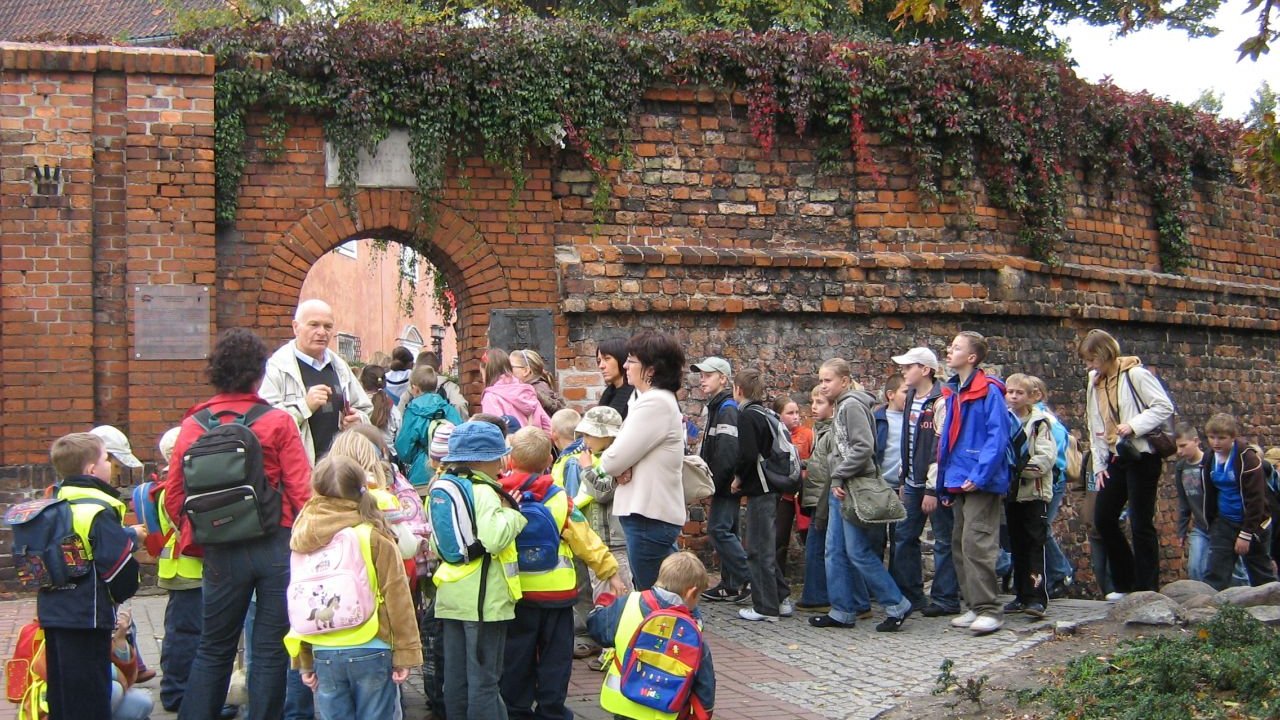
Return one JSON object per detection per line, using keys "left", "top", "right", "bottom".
{"left": 156, "top": 489, "right": 203, "bottom": 584}
{"left": 514, "top": 489, "right": 577, "bottom": 598}
{"left": 284, "top": 524, "right": 382, "bottom": 656}
{"left": 599, "top": 592, "right": 703, "bottom": 720}
{"left": 56, "top": 485, "right": 127, "bottom": 561}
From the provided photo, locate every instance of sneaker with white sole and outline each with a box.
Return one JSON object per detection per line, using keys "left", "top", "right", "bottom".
{"left": 969, "top": 614, "right": 1004, "bottom": 635}
{"left": 1105, "top": 592, "right": 1127, "bottom": 602}
{"left": 950, "top": 610, "right": 978, "bottom": 628}
{"left": 779, "top": 599, "right": 795, "bottom": 617}
{"left": 738, "top": 608, "right": 779, "bottom": 622}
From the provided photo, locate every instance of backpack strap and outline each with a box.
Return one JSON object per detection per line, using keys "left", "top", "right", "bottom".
{"left": 443, "top": 471, "right": 491, "bottom": 560}
{"left": 195, "top": 402, "right": 272, "bottom": 431}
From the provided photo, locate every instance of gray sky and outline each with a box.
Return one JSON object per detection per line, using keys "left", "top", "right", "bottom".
{"left": 1062, "top": 1, "right": 1279, "bottom": 119}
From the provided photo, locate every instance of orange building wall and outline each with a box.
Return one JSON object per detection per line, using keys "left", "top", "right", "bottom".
{"left": 300, "top": 239, "right": 458, "bottom": 370}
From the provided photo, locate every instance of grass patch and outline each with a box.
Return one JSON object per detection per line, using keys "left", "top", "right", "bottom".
{"left": 1021, "top": 605, "right": 1280, "bottom": 719}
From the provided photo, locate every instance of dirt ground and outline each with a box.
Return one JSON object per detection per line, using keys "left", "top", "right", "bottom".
{"left": 877, "top": 618, "right": 1192, "bottom": 720}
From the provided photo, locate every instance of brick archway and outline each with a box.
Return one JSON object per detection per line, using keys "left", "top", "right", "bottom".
{"left": 252, "top": 188, "right": 511, "bottom": 399}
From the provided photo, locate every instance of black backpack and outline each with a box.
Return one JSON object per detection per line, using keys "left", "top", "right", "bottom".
{"left": 182, "top": 404, "right": 281, "bottom": 545}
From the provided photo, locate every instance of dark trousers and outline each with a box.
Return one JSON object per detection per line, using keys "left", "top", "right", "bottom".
{"left": 161, "top": 587, "right": 204, "bottom": 711}
{"left": 746, "top": 493, "right": 789, "bottom": 615}
{"left": 45, "top": 626, "right": 112, "bottom": 720}
{"left": 420, "top": 594, "right": 447, "bottom": 717}
{"left": 180, "top": 531, "right": 291, "bottom": 720}
{"left": 1205, "top": 519, "right": 1277, "bottom": 591}
{"left": 501, "top": 604, "right": 576, "bottom": 720}
{"left": 1007, "top": 499, "right": 1050, "bottom": 607}
{"left": 775, "top": 495, "right": 797, "bottom": 577}
{"left": 1094, "top": 454, "right": 1163, "bottom": 592}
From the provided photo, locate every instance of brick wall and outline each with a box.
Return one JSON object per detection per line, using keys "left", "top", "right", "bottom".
{"left": 3, "top": 45, "right": 1280, "bottom": 594}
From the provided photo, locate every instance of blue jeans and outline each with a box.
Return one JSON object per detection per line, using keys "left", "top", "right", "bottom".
{"left": 1188, "top": 527, "right": 1251, "bottom": 586}
{"left": 285, "top": 668, "right": 316, "bottom": 719}
{"left": 313, "top": 647, "right": 402, "bottom": 720}
{"left": 1045, "top": 484, "right": 1074, "bottom": 587}
{"left": 619, "top": 514, "right": 681, "bottom": 591}
{"left": 442, "top": 620, "right": 508, "bottom": 720}
{"left": 707, "top": 495, "right": 750, "bottom": 590}
{"left": 112, "top": 683, "right": 154, "bottom": 720}
{"left": 179, "top": 531, "right": 291, "bottom": 720}
{"left": 799, "top": 517, "right": 829, "bottom": 606}
{"left": 161, "top": 588, "right": 203, "bottom": 711}
{"left": 825, "top": 496, "right": 907, "bottom": 623}
{"left": 891, "top": 488, "right": 959, "bottom": 611}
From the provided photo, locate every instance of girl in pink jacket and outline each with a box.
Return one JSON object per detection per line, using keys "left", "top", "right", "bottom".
{"left": 480, "top": 348, "right": 553, "bottom": 432}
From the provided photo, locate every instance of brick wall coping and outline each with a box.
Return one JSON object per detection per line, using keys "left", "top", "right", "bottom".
{"left": 0, "top": 42, "right": 214, "bottom": 75}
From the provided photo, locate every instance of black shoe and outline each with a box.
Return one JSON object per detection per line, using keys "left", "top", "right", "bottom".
{"left": 876, "top": 607, "right": 912, "bottom": 633}
{"left": 733, "top": 583, "right": 753, "bottom": 604}
{"left": 1049, "top": 580, "right": 1071, "bottom": 599}
{"left": 921, "top": 603, "right": 961, "bottom": 617}
{"left": 1023, "top": 603, "right": 1047, "bottom": 619}
{"left": 808, "top": 614, "right": 856, "bottom": 628}
{"left": 219, "top": 705, "right": 240, "bottom": 720}
{"left": 1003, "top": 599, "right": 1026, "bottom": 614}
{"left": 701, "top": 584, "right": 741, "bottom": 602}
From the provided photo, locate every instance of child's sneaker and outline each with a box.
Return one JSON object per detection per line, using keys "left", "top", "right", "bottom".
{"left": 969, "top": 614, "right": 1004, "bottom": 635}
{"left": 1023, "top": 603, "right": 1047, "bottom": 619}
{"left": 701, "top": 584, "right": 741, "bottom": 602}
{"left": 779, "top": 598, "right": 795, "bottom": 617}
{"left": 950, "top": 610, "right": 978, "bottom": 628}
{"left": 738, "top": 608, "right": 779, "bottom": 622}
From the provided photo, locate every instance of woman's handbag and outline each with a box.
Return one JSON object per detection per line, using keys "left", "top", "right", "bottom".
{"left": 839, "top": 473, "right": 906, "bottom": 526}
{"left": 1124, "top": 371, "right": 1176, "bottom": 459}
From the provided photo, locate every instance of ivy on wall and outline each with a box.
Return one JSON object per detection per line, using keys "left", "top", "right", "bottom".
{"left": 184, "top": 20, "right": 1240, "bottom": 272}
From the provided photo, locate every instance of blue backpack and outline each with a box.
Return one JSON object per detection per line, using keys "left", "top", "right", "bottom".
{"left": 513, "top": 475, "right": 565, "bottom": 573}
{"left": 427, "top": 472, "right": 488, "bottom": 565}
{"left": 616, "top": 591, "right": 706, "bottom": 715}
{"left": 4, "top": 494, "right": 113, "bottom": 591}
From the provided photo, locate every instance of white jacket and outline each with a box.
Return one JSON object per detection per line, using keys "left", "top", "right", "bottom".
{"left": 1085, "top": 361, "right": 1175, "bottom": 475}
{"left": 260, "top": 342, "right": 373, "bottom": 465}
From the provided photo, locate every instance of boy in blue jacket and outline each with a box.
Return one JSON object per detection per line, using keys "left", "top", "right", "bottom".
{"left": 937, "top": 332, "right": 1012, "bottom": 635}
{"left": 396, "top": 365, "right": 465, "bottom": 489}
{"left": 588, "top": 551, "right": 715, "bottom": 720}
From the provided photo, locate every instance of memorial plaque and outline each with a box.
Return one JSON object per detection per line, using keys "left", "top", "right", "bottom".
{"left": 133, "top": 285, "right": 211, "bottom": 360}
{"left": 489, "top": 309, "right": 555, "bottom": 363}
{"left": 325, "top": 130, "right": 417, "bottom": 189}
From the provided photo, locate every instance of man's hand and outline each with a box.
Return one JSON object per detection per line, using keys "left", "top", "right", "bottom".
{"left": 608, "top": 574, "right": 627, "bottom": 598}
{"left": 730, "top": 478, "right": 741, "bottom": 494}
{"left": 922, "top": 495, "right": 938, "bottom": 515}
{"left": 301, "top": 671, "right": 318, "bottom": 690}
{"left": 392, "top": 667, "right": 410, "bottom": 684}
{"left": 959, "top": 480, "right": 977, "bottom": 493}
{"left": 304, "top": 384, "right": 331, "bottom": 413}
{"left": 1236, "top": 537, "right": 1252, "bottom": 556}
{"left": 339, "top": 407, "right": 360, "bottom": 430}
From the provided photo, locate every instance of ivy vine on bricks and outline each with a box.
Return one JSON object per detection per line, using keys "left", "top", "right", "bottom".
{"left": 182, "top": 20, "right": 1240, "bottom": 272}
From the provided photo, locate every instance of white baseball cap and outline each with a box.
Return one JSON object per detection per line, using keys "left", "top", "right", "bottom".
{"left": 90, "top": 425, "right": 143, "bottom": 469}
{"left": 891, "top": 347, "right": 939, "bottom": 371}
{"left": 691, "top": 357, "right": 732, "bottom": 376}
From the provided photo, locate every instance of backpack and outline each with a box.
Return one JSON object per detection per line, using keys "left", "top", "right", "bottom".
{"left": 680, "top": 455, "right": 714, "bottom": 504}
{"left": 1007, "top": 416, "right": 1047, "bottom": 500}
{"left": 287, "top": 525, "right": 380, "bottom": 636}
{"left": 749, "top": 405, "right": 802, "bottom": 494}
{"left": 130, "top": 480, "right": 163, "bottom": 536}
{"left": 616, "top": 591, "right": 705, "bottom": 716}
{"left": 513, "top": 475, "right": 566, "bottom": 573}
{"left": 5, "top": 618, "right": 45, "bottom": 720}
{"left": 4, "top": 495, "right": 111, "bottom": 591}
{"left": 181, "top": 404, "right": 282, "bottom": 545}
{"left": 427, "top": 471, "right": 488, "bottom": 565}
{"left": 1064, "top": 432, "right": 1085, "bottom": 489}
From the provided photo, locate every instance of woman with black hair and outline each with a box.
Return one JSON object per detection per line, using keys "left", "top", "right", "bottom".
{"left": 596, "top": 338, "right": 635, "bottom": 420}
{"left": 599, "top": 330, "right": 687, "bottom": 590}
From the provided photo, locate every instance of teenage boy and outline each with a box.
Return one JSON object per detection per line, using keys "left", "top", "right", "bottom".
{"left": 889, "top": 347, "right": 961, "bottom": 617}
{"left": 692, "top": 357, "right": 750, "bottom": 603}
{"left": 1202, "top": 413, "right": 1277, "bottom": 590}
{"left": 937, "top": 332, "right": 1012, "bottom": 635}
{"left": 1172, "top": 423, "right": 1247, "bottom": 585}
{"left": 733, "top": 368, "right": 792, "bottom": 621}
{"left": 41, "top": 432, "right": 142, "bottom": 720}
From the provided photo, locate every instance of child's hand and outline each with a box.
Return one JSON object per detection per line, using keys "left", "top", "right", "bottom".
{"left": 114, "top": 609, "right": 132, "bottom": 638}
{"left": 391, "top": 667, "right": 410, "bottom": 684}
{"left": 608, "top": 574, "right": 627, "bottom": 598}
{"left": 1236, "top": 537, "right": 1252, "bottom": 556}
{"left": 578, "top": 450, "right": 594, "bottom": 469}
{"left": 301, "top": 671, "right": 318, "bottom": 690}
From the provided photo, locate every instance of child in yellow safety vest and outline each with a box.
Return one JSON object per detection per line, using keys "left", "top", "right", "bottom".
{"left": 499, "top": 426, "right": 627, "bottom": 719}
{"left": 587, "top": 551, "right": 716, "bottom": 720}
{"left": 285, "top": 456, "right": 422, "bottom": 720}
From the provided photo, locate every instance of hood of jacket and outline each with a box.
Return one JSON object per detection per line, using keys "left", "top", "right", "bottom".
{"left": 484, "top": 375, "right": 544, "bottom": 417}
{"left": 405, "top": 391, "right": 453, "bottom": 421}
{"left": 499, "top": 470, "right": 559, "bottom": 501}
{"left": 1090, "top": 356, "right": 1144, "bottom": 388}
{"left": 835, "top": 387, "right": 877, "bottom": 411}
{"left": 290, "top": 496, "right": 380, "bottom": 554}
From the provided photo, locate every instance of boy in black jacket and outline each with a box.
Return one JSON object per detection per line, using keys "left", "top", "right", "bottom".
{"left": 41, "top": 432, "right": 141, "bottom": 720}
{"left": 693, "top": 357, "right": 750, "bottom": 603}
{"left": 1202, "top": 413, "right": 1277, "bottom": 590}
{"left": 732, "top": 368, "right": 792, "bottom": 621}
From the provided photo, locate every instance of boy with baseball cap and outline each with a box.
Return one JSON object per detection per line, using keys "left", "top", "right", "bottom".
{"left": 690, "top": 357, "right": 749, "bottom": 603}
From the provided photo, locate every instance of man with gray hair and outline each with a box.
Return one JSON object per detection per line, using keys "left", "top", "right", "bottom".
{"left": 260, "top": 299, "right": 371, "bottom": 463}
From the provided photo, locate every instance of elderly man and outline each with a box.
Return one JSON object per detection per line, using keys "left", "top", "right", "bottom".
{"left": 260, "top": 299, "right": 372, "bottom": 463}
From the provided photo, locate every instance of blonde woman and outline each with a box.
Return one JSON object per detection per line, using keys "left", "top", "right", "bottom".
{"left": 509, "top": 348, "right": 566, "bottom": 416}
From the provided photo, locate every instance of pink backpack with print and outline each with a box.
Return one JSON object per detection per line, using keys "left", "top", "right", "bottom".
{"left": 287, "top": 526, "right": 378, "bottom": 636}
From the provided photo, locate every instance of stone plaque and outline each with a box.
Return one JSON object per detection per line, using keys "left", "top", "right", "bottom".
{"left": 489, "top": 309, "right": 555, "bottom": 363}
{"left": 133, "top": 285, "right": 211, "bottom": 360}
{"left": 325, "top": 130, "right": 417, "bottom": 189}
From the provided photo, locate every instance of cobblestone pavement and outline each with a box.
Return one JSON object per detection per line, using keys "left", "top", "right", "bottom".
{"left": 0, "top": 589, "right": 1108, "bottom": 720}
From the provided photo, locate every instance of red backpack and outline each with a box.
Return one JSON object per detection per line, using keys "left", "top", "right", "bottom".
{"left": 5, "top": 618, "right": 47, "bottom": 720}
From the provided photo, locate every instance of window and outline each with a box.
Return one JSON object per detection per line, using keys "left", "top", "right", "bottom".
{"left": 335, "top": 241, "right": 357, "bottom": 259}
{"left": 336, "top": 333, "right": 360, "bottom": 363}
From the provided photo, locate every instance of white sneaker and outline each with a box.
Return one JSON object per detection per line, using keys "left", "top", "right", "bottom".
{"left": 969, "top": 615, "right": 1004, "bottom": 635}
{"left": 738, "top": 608, "right": 779, "bottom": 622}
{"left": 1105, "top": 592, "right": 1127, "bottom": 602}
{"left": 950, "top": 610, "right": 978, "bottom": 628}
{"left": 779, "top": 599, "right": 795, "bottom": 617}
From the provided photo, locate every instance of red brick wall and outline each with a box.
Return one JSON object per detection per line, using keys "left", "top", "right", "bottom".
{"left": 3, "top": 45, "right": 1280, "bottom": 595}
